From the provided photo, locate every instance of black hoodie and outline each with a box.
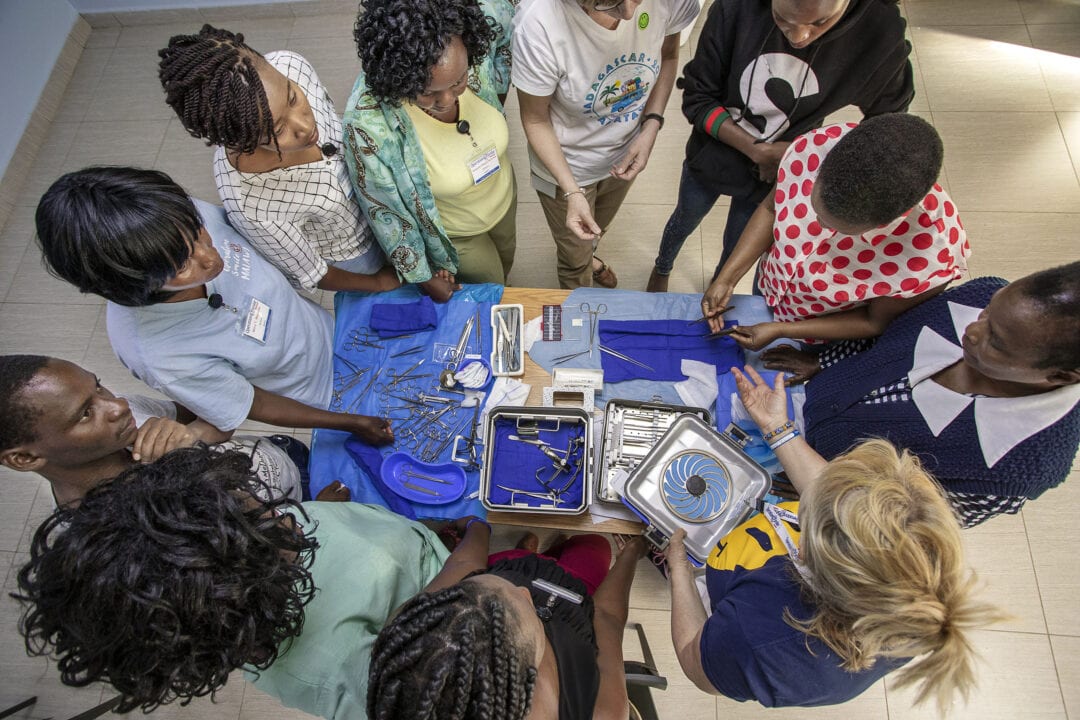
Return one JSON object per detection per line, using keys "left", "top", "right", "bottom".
{"left": 680, "top": 0, "right": 913, "bottom": 201}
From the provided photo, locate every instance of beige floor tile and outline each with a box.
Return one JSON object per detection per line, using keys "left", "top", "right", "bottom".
{"left": 911, "top": 26, "right": 1051, "bottom": 112}
{"left": 629, "top": 555, "right": 673, "bottom": 611}
{"left": 0, "top": 470, "right": 40, "bottom": 507}
{"left": 13, "top": 121, "right": 80, "bottom": 209}
{"left": 199, "top": 3, "right": 296, "bottom": 23}
{"left": 116, "top": 20, "right": 211, "bottom": 48}
{"left": 1028, "top": 25, "right": 1080, "bottom": 111}
{"left": 85, "top": 25, "right": 121, "bottom": 49}
{"left": 1059, "top": 110, "right": 1080, "bottom": 178}
{"left": 0, "top": 502, "right": 31, "bottom": 554}
{"left": 60, "top": 119, "right": 169, "bottom": 174}
{"left": 623, "top": 608, "right": 719, "bottom": 720}
{"left": 961, "top": 211, "right": 1080, "bottom": 279}
{"left": 907, "top": 48, "right": 931, "bottom": 114}
{"left": 1019, "top": 471, "right": 1080, "bottom": 637}
{"left": 961, "top": 514, "right": 1046, "bottom": 634}
{"left": 1019, "top": 0, "right": 1080, "bottom": 24}
{"left": 118, "top": 17, "right": 292, "bottom": 52}
{"left": 932, "top": 111, "right": 1080, "bottom": 213}
{"left": 155, "top": 118, "right": 219, "bottom": 204}
{"left": 886, "top": 629, "right": 1065, "bottom": 720}
{"left": 1049, "top": 634, "right": 1080, "bottom": 718}
{"left": 6, "top": 247, "right": 102, "bottom": 306}
{"left": 507, "top": 200, "right": 559, "bottom": 289}
{"left": 83, "top": 45, "right": 177, "bottom": 123}
{"left": 54, "top": 46, "right": 113, "bottom": 124}
{"left": 905, "top": 0, "right": 1025, "bottom": 26}
{"left": 289, "top": 12, "right": 357, "bottom": 40}
{"left": 0, "top": 303, "right": 101, "bottom": 359}
{"left": 602, "top": 204, "right": 692, "bottom": 292}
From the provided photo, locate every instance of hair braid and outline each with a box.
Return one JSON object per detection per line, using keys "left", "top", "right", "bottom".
{"left": 158, "top": 24, "right": 277, "bottom": 156}
{"left": 367, "top": 580, "right": 538, "bottom": 720}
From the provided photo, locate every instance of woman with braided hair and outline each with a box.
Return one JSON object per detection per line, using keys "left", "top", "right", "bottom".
{"left": 367, "top": 520, "right": 647, "bottom": 719}
{"left": 158, "top": 25, "right": 400, "bottom": 295}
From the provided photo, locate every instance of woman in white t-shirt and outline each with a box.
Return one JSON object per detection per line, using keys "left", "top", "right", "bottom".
{"left": 513, "top": 0, "right": 699, "bottom": 289}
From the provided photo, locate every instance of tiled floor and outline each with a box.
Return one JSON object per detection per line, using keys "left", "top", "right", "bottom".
{"left": 2, "top": 0, "right": 1080, "bottom": 718}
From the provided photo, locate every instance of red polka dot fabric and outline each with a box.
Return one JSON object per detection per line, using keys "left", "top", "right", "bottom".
{"left": 757, "top": 123, "right": 970, "bottom": 325}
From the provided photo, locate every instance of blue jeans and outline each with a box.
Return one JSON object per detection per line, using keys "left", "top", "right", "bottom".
{"left": 653, "top": 161, "right": 758, "bottom": 279}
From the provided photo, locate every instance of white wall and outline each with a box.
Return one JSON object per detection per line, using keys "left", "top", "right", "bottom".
{"left": 0, "top": 0, "right": 80, "bottom": 178}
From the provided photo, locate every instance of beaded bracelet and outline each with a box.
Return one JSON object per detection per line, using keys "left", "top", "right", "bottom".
{"left": 762, "top": 420, "right": 795, "bottom": 442}
{"left": 466, "top": 517, "right": 491, "bottom": 533}
{"left": 769, "top": 429, "right": 800, "bottom": 451}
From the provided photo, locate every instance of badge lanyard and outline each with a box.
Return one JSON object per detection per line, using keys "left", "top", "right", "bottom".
{"left": 759, "top": 501, "right": 811, "bottom": 580}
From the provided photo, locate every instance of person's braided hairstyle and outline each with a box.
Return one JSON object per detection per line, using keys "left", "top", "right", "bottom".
{"left": 354, "top": 0, "right": 495, "bottom": 105}
{"left": 13, "top": 447, "right": 318, "bottom": 713}
{"left": 158, "top": 24, "right": 277, "bottom": 155}
{"left": 367, "top": 580, "right": 537, "bottom": 719}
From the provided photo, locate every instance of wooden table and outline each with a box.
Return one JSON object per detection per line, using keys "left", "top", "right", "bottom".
{"left": 484, "top": 287, "right": 645, "bottom": 534}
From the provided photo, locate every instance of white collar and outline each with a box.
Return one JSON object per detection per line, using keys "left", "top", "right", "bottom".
{"left": 909, "top": 301, "right": 1080, "bottom": 468}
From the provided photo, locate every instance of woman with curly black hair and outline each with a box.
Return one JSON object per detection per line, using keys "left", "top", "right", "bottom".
{"left": 14, "top": 446, "right": 449, "bottom": 720}
{"left": 158, "top": 25, "right": 400, "bottom": 294}
{"left": 344, "top": 0, "right": 518, "bottom": 302}
{"left": 367, "top": 519, "right": 647, "bottom": 720}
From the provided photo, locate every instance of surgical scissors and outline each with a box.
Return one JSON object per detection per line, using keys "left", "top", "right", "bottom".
{"left": 343, "top": 329, "right": 384, "bottom": 351}
{"left": 579, "top": 302, "right": 607, "bottom": 357}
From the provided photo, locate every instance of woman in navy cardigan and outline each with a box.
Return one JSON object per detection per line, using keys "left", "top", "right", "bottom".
{"left": 761, "top": 262, "right": 1080, "bottom": 526}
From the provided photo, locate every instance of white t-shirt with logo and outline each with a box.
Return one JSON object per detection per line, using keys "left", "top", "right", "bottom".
{"left": 124, "top": 394, "right": 303, "bottom": 502}
{"left": 512, "top": 0, "right": 699, "bottom": 188}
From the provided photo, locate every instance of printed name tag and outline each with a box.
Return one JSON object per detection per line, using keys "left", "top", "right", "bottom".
{"left": 242, "top": 297, "right": 272, "bottom": 344}
{"left": 468, "top": 146, "right": 501, "bottom": 185}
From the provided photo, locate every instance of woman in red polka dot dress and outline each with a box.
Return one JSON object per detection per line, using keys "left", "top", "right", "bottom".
{"left": 702, "top": 113, "right": 969, "bottom": 349}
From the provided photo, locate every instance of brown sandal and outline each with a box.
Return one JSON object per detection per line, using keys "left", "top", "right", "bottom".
{"left": 592, "top": 256, "right": 618, "bottom": 288}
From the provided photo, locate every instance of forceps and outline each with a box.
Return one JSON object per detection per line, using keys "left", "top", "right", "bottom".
{"left": 579, "top": 302, "right": 607, "bottom": 357}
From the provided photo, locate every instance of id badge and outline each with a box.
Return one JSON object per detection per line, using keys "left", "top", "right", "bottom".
{"left": 240, "top": 296, "right": 272, "bottom": 344}
{"left": 468, "top": 145, "right": 500, "bottom": 185}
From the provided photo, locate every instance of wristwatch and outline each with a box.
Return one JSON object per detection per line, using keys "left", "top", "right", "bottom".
{"left": 641, "top": 112, "right": 665, "bottom": 130}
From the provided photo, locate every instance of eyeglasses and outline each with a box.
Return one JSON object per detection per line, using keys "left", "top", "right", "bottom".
{"left": 591, "top": 0, "right": 625, "bottom": 12}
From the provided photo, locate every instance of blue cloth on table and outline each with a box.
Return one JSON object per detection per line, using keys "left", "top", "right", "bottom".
{"left": 369, "top": 296, "right": 437, "bottom": 337}
{"left": 309, "top": 283, "right": 503, "bottom": 519}
{"left": 486, "top": 418, "right": 586, "bottom": 511}
{"left": 714, "top": 370, "right": 798, "bottom": 476}
{"left": 597, "top": 318, "right": 744, "bottom": 383}
{"left": 527, "top": 289, "right": 776, "bottom": 409}
{"left": 343, "top": 437, "right": 417, "bottom": 519}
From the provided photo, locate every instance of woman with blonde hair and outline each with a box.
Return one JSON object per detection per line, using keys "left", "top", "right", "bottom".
{"left": 667, "top": 365, "right": 1001, "bottom": 709}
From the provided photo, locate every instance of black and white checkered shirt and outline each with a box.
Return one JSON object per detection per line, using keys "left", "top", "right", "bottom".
{"left": 214, "top": 51, "right": 375, "bottom": 291}
{"left": 818, "top": 339, "right": 1026, "bottom": 528}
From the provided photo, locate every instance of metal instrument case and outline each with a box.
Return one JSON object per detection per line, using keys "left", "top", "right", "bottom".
{"left": 621, "top": 414, "right": 771, "bottom": 564}
{"left": 481, "top": 406, "right": 593, "bottom": 515}
{"left": 595, "top": 398, "right": 712, "bottom": 503}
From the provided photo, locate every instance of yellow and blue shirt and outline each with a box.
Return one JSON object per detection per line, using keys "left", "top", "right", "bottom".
{"left": 700, "top": 501, "right": 907, "bottom": 707}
